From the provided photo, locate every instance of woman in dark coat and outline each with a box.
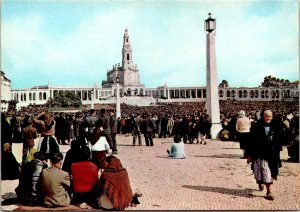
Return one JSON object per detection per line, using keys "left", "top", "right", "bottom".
{"left": 1, "top": 143, "right": 20, "bottom": 180}
{"left": 249, "top": 110, "right": 283, "bottom": 201}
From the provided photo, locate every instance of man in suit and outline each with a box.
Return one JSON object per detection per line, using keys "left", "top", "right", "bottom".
{"left": 83, "top": 109, "right": 98, "bottom": 146}
{"left": 110, "top": 111, "right": 118, "bottom": 154}
{"left": 132, "top": 113, "right": 143, "bottom": 146}
{"left": 41, "top": 152, "right": 71, "bottom": 207}
{"left": 141, "top": 113, "right": 156, "bottom": 146}
{"left": 98, "top": 109, "right": 117, "bottom": 154}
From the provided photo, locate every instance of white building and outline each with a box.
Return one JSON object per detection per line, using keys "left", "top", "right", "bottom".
{"left": 1, "top": 71, "right": 11, "bottom": 111}
{"left": 2, "top": 29, "right": 299, "bottom": 110}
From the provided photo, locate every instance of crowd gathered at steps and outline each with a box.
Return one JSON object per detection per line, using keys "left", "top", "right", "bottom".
{"left": 1, "top": 100, "right": 299, "bottom": 209}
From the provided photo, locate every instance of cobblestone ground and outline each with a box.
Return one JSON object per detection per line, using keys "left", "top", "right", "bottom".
{"left": 1, "top": 135, "right": 300, "bottom": 210}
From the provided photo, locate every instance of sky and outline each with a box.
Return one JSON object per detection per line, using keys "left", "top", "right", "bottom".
{"left": 1, "top": 0, "right": 299, "bottom": 89}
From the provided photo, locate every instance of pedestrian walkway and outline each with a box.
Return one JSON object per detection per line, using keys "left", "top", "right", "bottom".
{"left": 2, "top": 135, "right": 300, "bottom": 210}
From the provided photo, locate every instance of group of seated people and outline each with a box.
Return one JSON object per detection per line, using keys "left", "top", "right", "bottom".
{"left": 15, "top": 145, "right": 133, "bottom": 210}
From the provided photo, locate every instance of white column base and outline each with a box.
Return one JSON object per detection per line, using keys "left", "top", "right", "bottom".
{"left": 210, "top": 123, "right": 223, "bottom": 139}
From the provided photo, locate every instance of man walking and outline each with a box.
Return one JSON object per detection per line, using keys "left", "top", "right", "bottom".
{"left": 110, "top": 111, "right": 118, "bottom": 154}
{"left": 142, "top": 113, "right": 156, "bottom": 146}
{"left": 132, "top": 113, "right": 143, "bottom": 146}
{"left": 99, "top": 109, "right": 117, "bottom": 154}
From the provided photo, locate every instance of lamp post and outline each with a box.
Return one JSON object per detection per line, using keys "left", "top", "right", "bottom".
{"left": 91, "top": 90, "right": 94, "bottom": 109}
{"left": 116, "top": 75, "right": 121, "bottom": 118}
{"left": 204, "top": 13, "right": 222, "bottom": 139}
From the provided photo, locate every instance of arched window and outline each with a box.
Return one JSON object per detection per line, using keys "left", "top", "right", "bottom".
{"left": 255, "top": 90, "right": 259, "bottom": 98}
{"left": 243, "top": 90, "right": 248, "bottom": 98}
{"left": 250, "top": 90, "right": 254, "bottom": 98}
{"left": 21, "top": 93, "right": 23, "bottom": 101}
{"left": 24, "top": 93, "right": 26, "bottom": 101}
{"left": 43, "top": 92, "right": 47, "bottom": 100}
{"left": 271, "top": 91, "right": 276, "bottom": 98}
{"left": 238, "top": 90, "right": 242, "bottom": 98}
{"left": 232, "top": 90, "right": 236, "bottom": 97}
{"left": 265, "top": 90, "right": 269, "bottom": 98}
{"left": 39, "top": 92, "right": 42, "bottom": 100}
{"left": 29, "top": 93, "right": 32, "bottom": 101}
{"left": 127, "top": 54, "right": 130, "bottom": 60}
{"left": 261, "top": 90, "right": 265, "bottom": 98}
{"left": 219, "top": 90, "right": 224, "bottom": 97}
{"left": 226, "top": 90, "right": 230, "bottom": 97}
{"left": 276, "top": 90, "right": 279, "bottom": 98}
{"left": 140, "top": 88, "right": 143, "bottom": 96}
{"left": 127, "top": 88, "right": 131, "bottom": 96}
{"left": 33, "top": 93, "right": 36, "bottom": 100}
{"left": 191, "top": 90, "right": 196, "bottom": 98}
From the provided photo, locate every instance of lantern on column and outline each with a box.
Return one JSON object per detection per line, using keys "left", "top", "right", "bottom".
{"left": 204, "top": 13, "right": 216, "bottom": 33}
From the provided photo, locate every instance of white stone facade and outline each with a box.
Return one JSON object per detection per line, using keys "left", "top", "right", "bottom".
{"left": 3, "top": 29, "right": 299, "bottom": 110}
{"left": 1, "top": 71, "right": 11, "bottom": 111}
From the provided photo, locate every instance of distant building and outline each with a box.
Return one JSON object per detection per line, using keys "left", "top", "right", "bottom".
{"left": 3, "top": 29, "right": 299, "bottom": 111}
{"left": 1, "top": 71, "right": 11, "bottom": 111}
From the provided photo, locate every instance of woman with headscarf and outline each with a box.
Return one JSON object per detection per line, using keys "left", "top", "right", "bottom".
{"left": 236, "top": 110, "right": 251, "bottom": 161}
{"left": 33, "top": 111, "right": 60, "bottom": 159}
{"left": 249, "top": 110, "right": 283, "bottom": 201}
{"left": 97, "top": 156, "right": 133, "bottom": 210}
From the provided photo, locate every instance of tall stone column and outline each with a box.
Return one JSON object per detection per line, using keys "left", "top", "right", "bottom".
{"left": 116, "top": 76, "right": 121, "bottom": 118}
{"left": 205, "top": 13, "right": 222, "bottom": 139}
{"left": 91, "top": 89, "right": 94, "bottom": 109}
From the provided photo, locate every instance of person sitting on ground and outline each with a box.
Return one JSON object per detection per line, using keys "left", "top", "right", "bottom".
{"left": 15, "top": 151, "right": 48, "bottom": 206}
{"left": 97, "top": 155, "right": 133, "bottom": 211}
{"left": 41, "top": 152, "right": 71, "bottom": 207}
{"left": 167, "top": 135, "right": 186, "bottom": 159}
{"left": 88, "top": 121, "right": 110, "bottom": 170}
{"left": 62, "top": 139, "right": 81, "bottom": 174}
{"left": 71, "top": 146, "right": 98, "bottom": 209}
{"left": 1, "top": 143, "right": 20, "bottom": 180}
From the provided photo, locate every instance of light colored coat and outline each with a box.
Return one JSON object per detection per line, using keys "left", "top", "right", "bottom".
{"left": 236, "top": 117, "right": 251, "bottom": 133}
{"left": 41, "top": 166, "right": 71, "bottom": 207}
{"left": 169, "top": 142, "right": 186, "bottom": 159}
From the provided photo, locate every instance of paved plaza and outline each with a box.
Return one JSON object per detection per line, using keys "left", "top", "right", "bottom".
{"left": 1, "top": 134, "right": 300, "bottom": 210}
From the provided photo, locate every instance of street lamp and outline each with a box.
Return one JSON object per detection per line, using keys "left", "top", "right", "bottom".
{"left": 204, "top": 13, "right": 216, "bottom": 33}
{"left": 116, "top": 75, "right": 121, "bottom": 118}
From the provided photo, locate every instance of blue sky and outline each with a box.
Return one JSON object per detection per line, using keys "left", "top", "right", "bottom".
{"left": 2, "top": 0, "right": 299, "bottom": 89}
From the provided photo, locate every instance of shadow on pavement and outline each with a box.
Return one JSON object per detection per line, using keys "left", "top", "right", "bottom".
{"left": 182, "top": 185, "right": 255, "bottom": 198}
{"left": 222, "top": 147, "right": 240, "bottom": 150}
{"left": 118, "top": 144, "right": 134, "bottom": 146}
{"left": 1, "top": 197, "right": 19, "bottom": 206}
{"left": 155, "top": 156, "right": 186, "bottom": 159}
{"left": 193, "top": 154, "right": 242, "bottom": 159}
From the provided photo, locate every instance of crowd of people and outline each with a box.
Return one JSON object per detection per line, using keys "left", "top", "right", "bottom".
{"left": 1, "top": 100, "right": 299, "bottom": 206}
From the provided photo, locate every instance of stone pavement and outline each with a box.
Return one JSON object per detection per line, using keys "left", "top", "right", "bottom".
{"left": 1, "top": 135, "right": 300, "bottom": 210}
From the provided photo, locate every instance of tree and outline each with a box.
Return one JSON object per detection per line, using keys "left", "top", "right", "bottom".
{"left": 8, "top": 100, "right": 18, "bottom": 111}
{"left": 219, "top": 80, "right": 229, "bottom": 88}
{"left": 46, "top": 91, "right": 82, "bottom": 108}
{"left": 260, "top": 75, "right": 290, "bottom": 87}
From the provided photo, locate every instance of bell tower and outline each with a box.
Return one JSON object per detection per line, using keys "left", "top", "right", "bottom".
{"left": 122, "top": 28, "right": 134, "bottom": 70}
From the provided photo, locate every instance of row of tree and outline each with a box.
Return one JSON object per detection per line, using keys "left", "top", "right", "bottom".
{"left": 219, "top": 75, "right": 291, "bottom": 88}
{"left": 45, "top": 91, "right": 82, "bottom": 108}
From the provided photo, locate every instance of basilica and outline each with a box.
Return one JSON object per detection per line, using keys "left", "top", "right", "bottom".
{"left": 1, "top": 29, "right": 299, "bottom": 111}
